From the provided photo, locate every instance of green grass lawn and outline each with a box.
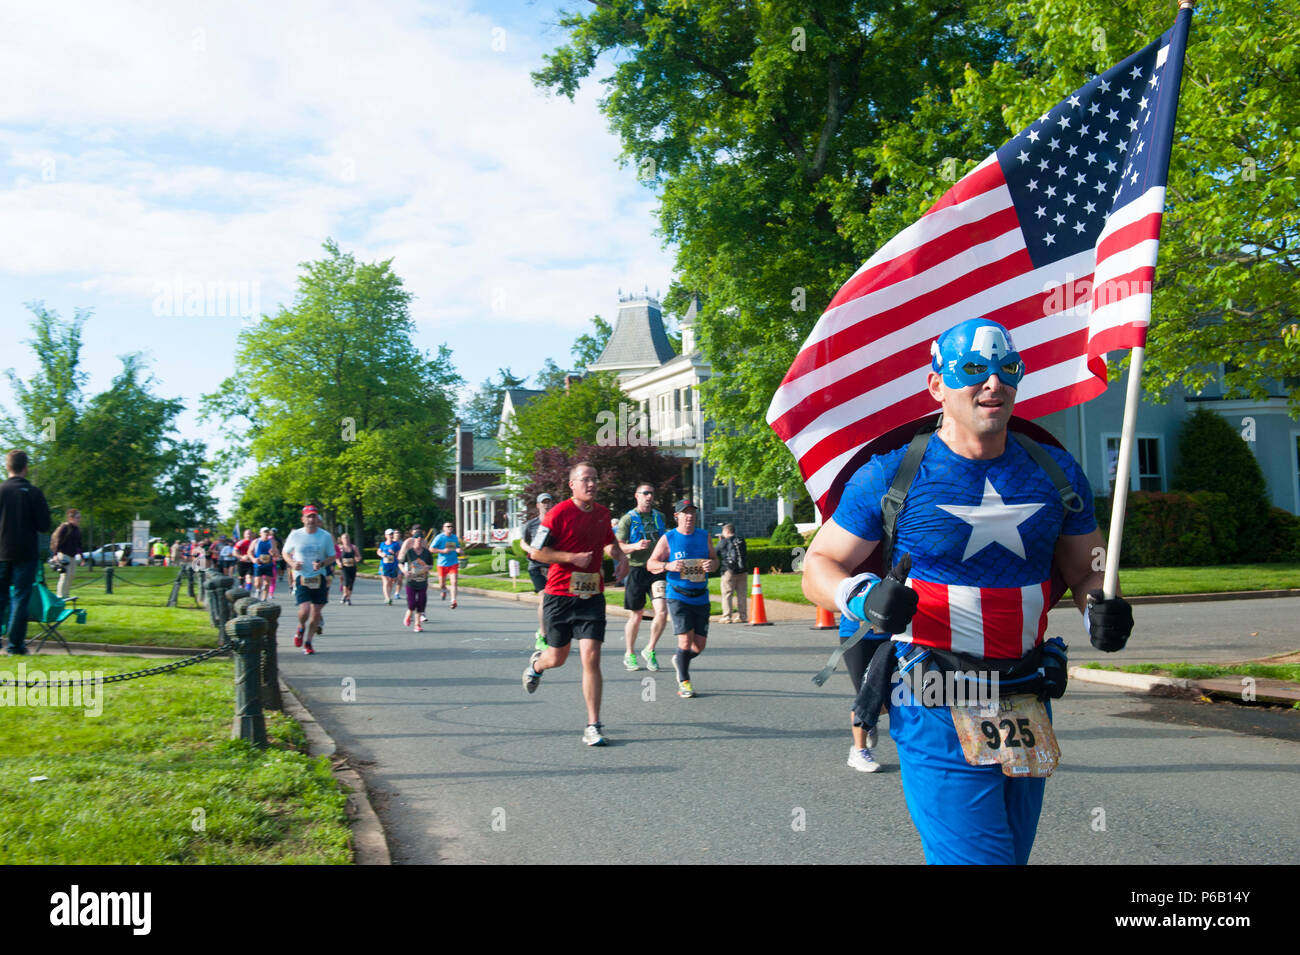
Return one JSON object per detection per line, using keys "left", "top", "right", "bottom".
{"left": 458, "top": 562, "right": 1300, "bottom": 609}
{"left": 0, "top": 653, "right": 350, "bottom": 864}
{"left": 1082, "top": 662, "right": 1300, "bottom": 682}
{"left": 51, "top": 565, "right": 217, "bottom": 648}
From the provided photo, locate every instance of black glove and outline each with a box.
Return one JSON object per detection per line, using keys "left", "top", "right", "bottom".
{"left": 862, "top": 554, "right": 919, "bottom": 634}
{"left": 1039, "top": 636, "right": 1069, "bottom": 700}
{"left": 1087, "top": 589, "right": 1133, "bottom": 652}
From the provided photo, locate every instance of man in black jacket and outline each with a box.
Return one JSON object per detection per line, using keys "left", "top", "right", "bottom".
{"left": 716, "top": 523, "right": 748, "bottom": 623}
{"left": 0, "top": 450, "right": 52, "bottom": 655}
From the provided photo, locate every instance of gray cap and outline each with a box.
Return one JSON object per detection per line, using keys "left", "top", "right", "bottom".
{"left": 536, "top": 492, "right": 554, "bottom": 503}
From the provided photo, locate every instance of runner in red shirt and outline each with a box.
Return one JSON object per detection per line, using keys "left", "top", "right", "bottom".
{"left": 522, "top": 462, "right": 633, "bottom": 746}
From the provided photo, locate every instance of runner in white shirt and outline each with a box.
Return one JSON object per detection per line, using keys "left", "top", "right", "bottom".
{"left": 281, "top": 505, "right": 336, "bottom": 655}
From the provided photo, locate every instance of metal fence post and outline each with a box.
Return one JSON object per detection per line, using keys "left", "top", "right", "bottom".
{"left": 246, "top": 600, "right": 283, "bottom": 710}
{"left": 166, "top": 566, "right": 184, "bottom": 607}
{"left": 105, "top": 565, "right": 113, "bottom": 594}
{"left": 224, "top": 615, "right": 268, "bottom": 747}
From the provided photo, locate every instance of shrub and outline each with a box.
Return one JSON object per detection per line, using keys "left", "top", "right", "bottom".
{"left": 1095, "top": 491, "right": 1237, "bottom": 566}
{"left": 1172, "top": 407, "right": 1270, "bottom": 560}
{"left": 770, "top": 515, "right": 803, "bottom": 547}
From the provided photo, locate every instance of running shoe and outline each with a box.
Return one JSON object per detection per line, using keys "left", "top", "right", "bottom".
{"left": 450, "top": 600, "right": 457, "bottom": 609}
{"left": 441, "top": 588, "right": 448, "bottom": 601}
{"left": 385, "top": 596, "right": 393, "bottom": 606}
{"left": 533, "top": 629, "right": 547, "bottom": 651}
{"left": 303, "top": 641, "right": 315, "bottom": 656}
{"left": 866, "top": 728, "right": 878, "bottom": 750}
{"left": 522, "top": 650, "right": 543, "bottom": 693}
{"left": 623, "top": 652, "right": 640, "bottom": 671}
{"left": 847, "top": 746, "right": 880, "bottom": 773}
{"left": 414, "top": 622, "right": 423, "bottom": 633}
{"left": 582, "top": 723, "right": 607, "bottom": 746}
{"left": 640, "top": 648, "right": 659, "bottom": 671}
{"left": 294, "top": 626, "right": 303, "bottom": 648}
{"left": 404, "top": 610, "right": 412, "bottom": 627}
{"left": 677, "top": 680, "right": 694, "bottom": 698}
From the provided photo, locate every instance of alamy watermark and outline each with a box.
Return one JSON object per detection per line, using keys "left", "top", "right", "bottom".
{"left": 891, "top": 665, "right": 1000, "bottom": 708}
{"left": 152, "top": 275, "right": 261, "bottom": 321}
{"left": 0, "top": 665, "right": 104, "bottom": 716}
{"left": 1042, "top": 271, "right": 1152, "bottom": 317}
{"left": 596, "top": 402, "right": 693, "bottom": 448}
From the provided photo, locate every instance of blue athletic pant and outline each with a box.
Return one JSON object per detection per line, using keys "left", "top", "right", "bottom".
{"left": 889, "top": 674, "right": 1048, "bottom": 865}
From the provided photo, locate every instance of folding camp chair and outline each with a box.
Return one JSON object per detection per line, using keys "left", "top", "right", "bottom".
{"left": 5, "top": 565, "right": 89, "bottom": 654}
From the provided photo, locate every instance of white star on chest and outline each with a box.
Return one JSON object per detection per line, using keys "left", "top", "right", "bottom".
{"left": 937, "top": 478, "right": 1043, "bottom": 561}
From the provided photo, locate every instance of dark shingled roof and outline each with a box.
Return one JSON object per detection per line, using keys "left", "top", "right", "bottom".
{"left": 504, "top": 388, "right": 544, "bottom": 410}
{"left": 588, "top": 299, "right": 677, "bottom": 372}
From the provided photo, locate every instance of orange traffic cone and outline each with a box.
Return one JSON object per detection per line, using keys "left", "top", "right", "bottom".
{"left": 746, "top": 568, "right": 772, "bottom": 626}
{"left": 812, "top": 605, "right": 836, "bottom": 630}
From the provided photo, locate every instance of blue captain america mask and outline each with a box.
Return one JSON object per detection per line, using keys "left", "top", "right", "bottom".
{"left": 930, "top": 319, "right": 1026, "bottom": 389}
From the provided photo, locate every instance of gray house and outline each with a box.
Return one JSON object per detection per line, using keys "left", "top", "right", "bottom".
{"left": 1036, "top": 365, "right": 1300, "bottom": 515}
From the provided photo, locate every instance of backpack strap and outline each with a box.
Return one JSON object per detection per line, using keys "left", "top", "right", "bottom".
{"left": 879, "top": 416, "right": 941, "bottom": 570}
{"left": 1010, "top": 432, "right": 1084, "bottom": 513}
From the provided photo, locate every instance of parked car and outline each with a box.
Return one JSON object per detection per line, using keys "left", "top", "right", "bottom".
{"left": 85, "top": 542, "right": 132, "bottom": 566}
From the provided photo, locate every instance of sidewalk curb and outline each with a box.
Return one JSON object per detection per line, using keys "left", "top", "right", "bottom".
{"left": 1068, "top": 665, "right": 1200, "bottom": 698}
{"left": 278, "top": 676, "right": 392, "bottom": 866}
{"left": 1125, "top": 589, "right": 1300, "bottom": 605}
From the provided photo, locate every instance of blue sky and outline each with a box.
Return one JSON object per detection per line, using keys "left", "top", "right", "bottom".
{"left": 0, "top": 0, "right": 676, "bottom": 510}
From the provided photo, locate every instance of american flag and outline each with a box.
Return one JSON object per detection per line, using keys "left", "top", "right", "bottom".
{"left": 768, "top": 8, "right": 1193, "bottom": 517}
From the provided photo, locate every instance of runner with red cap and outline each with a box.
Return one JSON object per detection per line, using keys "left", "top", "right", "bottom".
{"left": 281, "top": 505, "right": 337, "bottom": 654}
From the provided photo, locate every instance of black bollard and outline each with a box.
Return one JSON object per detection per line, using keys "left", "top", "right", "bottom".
{"left": 205, "top": 573, "right": 235, "bottom": 635}
{"left": 166, "top": 566, "right": 184, "bottom": 608}
{"left": 246, "top": 600, "right": 283, "bottom": 710}
{"left": 225, "top": 615, "right": 268, "bottom": 747}
{"left": 105, "top": 565, "right": 113, "bottom": 594}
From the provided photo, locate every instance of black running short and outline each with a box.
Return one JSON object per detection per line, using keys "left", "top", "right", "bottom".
{"left": 237, "top": 561, "right": 253, "bottom": 577}
{"left": 529, "top": 565, "right": 548, "bottom": 594}
{"left": 623, "top": 565, "right": 667, "bottom": 611}
{"left": 542, "top": 593, "right": 606, "bottom": 647}
{"left": 341, "top": 565, "right": 357, "bottom": 587}
{"left": 668, "top": 599, "right": 710, "bottom": 637}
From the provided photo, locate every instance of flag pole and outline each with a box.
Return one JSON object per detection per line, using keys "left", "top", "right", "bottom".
{"left": 1103, "top": 345, "right": 1145, "bottom": 598}
{"left": 1103, "top": 0, "right": 1194, "bottom": 598}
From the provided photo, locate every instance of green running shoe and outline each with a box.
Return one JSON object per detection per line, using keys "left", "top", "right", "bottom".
{"left": 640, "top": 648, "right": 660, "bottom": 671}
{"left": 623, "top": 652, "right": 640, "bottom": 671}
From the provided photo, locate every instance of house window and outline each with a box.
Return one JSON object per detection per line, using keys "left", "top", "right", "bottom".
{"left": 1102, "top": 434, "right": 1163, "bottom": 493}
{"left": 716, "top": 479, "right": 734, "bottom": 512}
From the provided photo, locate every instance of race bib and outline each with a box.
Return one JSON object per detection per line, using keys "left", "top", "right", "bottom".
{"left": 408, "top": 561, "right": 429, "bottom": 581}
{"left": 257, "top": 554, "right": 271, "bottom": 564}
{"left": 650, "top": 580, "right": 667, "bottom": 600}
{"left": 951, "top": 695, "right": 1059, "bottom": 778}
{"left": 679, "top": 559, "right": 706, "bottom": 583}
{"left": 300, "top": 574, "right": 324, "bottom": 590}
{"left": 570, "top": 572, "right": 600, "bottom": 598}
{"left": 341, "top": 556, "right": 356, "bottom": 567}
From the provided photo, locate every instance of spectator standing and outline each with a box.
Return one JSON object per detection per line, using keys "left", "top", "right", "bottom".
{"left": 49, "top": 508, "right": 83, "bottom": 599}
{"left": 716, "top": 523, "right": 749, "bottom": 624}
{"left": 0, "top": 450, "right": 52, "bottom": 655}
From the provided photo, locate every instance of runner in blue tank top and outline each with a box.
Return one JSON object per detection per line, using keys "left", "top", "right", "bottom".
{"left": 647, "top": 498, "right": 718, "bottom": 698}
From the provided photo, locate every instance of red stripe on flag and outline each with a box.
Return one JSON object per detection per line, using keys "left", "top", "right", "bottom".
{"left": 793, "top": 390, "right": 937, "bottom": 482}
{"left": 909, "top": 579, "right": 951, "bottom": 650}
{"left": 921, "top": 161, "right": 1006, "bottom": 217}
{"left": 782, "top": 246, "right": 1034, "bottom": 387}
{"left": 826, "top": 205, "right": 1020, "bottom": 313}
{"left": 1096, "top": 212, "right": 1162, "bottom": 261}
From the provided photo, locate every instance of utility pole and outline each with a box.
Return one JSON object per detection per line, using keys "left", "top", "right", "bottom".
{"left": 454, "top": 419, "right": 462, "bottom": 534}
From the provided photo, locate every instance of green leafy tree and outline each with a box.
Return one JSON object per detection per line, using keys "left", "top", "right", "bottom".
{"left": 570, "top": 315, "right": 614, "bottom": 370}
{"left": 536, "top": 0, "right": 1005, "bottom": 499}
{"left": 859, "top": 0, "right": 1300, "bottom": 413}
{"left": 149, "top": 440, "right": 220, "bottom": 533}
{"left": 201, "top": 239, "right": 463, "bottom": 543}
{"left": 498, "top": 373, "right": 630, "bottom": 493}
{"left": 2, "top": 305, "right": 187, "bottom": 545}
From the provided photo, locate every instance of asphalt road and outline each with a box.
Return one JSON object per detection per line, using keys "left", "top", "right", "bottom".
{"left": 276, "top": 579, "right": 1300, "bottom": 865}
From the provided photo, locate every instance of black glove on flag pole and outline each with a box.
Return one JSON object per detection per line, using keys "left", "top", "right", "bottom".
{"left": 768, "top": 4, "right": 1196, "bottom": 606}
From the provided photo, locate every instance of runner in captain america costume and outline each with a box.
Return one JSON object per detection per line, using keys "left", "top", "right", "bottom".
{"left": 804, "top": 317, "right": 1134, "bottom": 865}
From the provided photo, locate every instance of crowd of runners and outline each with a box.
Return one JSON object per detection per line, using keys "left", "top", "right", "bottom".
{"left": 188, "top": 318, "right": 1135, "bottom": 866}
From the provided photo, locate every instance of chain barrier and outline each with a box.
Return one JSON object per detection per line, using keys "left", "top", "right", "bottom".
{"left": 106, "top": 569, "right": 177, "bottom": 588}
{"left": 0, "top": 644, "right": 232, "bottom": 689}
